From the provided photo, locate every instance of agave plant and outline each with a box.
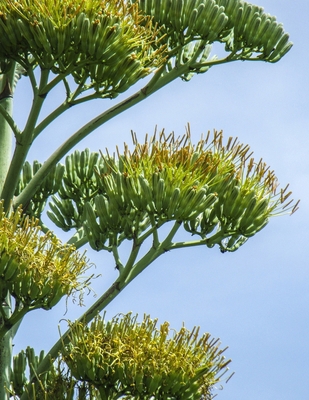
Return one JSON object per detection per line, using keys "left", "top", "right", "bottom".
{"left": 0, "top": 1, "right": 297, "bottom": 399}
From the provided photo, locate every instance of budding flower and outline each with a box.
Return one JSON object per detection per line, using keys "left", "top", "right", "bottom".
{"left": 137, "top": 0, "right": 292, "bottom": 69}
{"left": 47, "top": 129, "right": 297, "bottom": 253}
{"left": 89, "top": 129, "right": 297, "bottom": 249}
{"left": 0, "top": 201, "right": 89, "bottom": 324}
{"left": 62, "top": 313, "right": 231, "bottom": 398}
{"left": 0, "top": 0, "right": 166, "bottom": 96}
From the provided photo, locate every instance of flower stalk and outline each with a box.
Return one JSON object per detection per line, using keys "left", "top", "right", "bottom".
{"left": 0, "top": 64, "right": 17, "bottom": 400}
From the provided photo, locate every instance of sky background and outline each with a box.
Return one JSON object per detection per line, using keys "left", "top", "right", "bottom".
{"left": 11, "top": 1, "right": 309, "bottom": 399}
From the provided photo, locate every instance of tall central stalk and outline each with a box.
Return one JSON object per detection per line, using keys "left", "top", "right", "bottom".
{"left": 0, "top": 66, "right": 16, "bottom": 400}
{"left": 0, "top": 74, "right": 13, "bottom": 196}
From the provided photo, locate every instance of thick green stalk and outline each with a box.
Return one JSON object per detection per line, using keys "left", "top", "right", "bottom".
{"left": 0, "top": 75, "right": 14, "bottom": 196}
{"left": 0, "top": 298, "right": 12, "bottom": 400}
{"left": 0, "top": 65, "right": 16, "bottom": 400}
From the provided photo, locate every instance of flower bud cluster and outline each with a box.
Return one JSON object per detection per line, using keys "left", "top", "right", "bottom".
{"left": 47, "top": 130, "right": 297, "bottom": 253}
{"left": 0, "top": 0, "right": 166, "bottom": 96}
{"left": 15, "top": 160, "right": 64, "bottom": 220}
{"left": 63, "top": 313, "right": 230, "bottom": 398}
{"left": 11, "top": 346, "right": 84, "bottom": 399}
{"left": 11, "top": 347, "right": 45, "bottom": 397}
{"left": 220, "top": 0, "right": 292, "bottom": 62}
{"left": 138, "top": 0, "right": 292, "bottom": 67}
{"left": 47, "top": 148, "right": 103, "bottom": 232}
{"left": 0, "top": 201, "right": 89, "bottom": 316}
{"left": 139, "top": 0, "right": 229, "bottom": 46}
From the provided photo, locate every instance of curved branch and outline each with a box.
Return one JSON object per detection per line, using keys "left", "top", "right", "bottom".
{"left": 14, "top": 64, "right": 174, "bottom": 208}
{"left": 0, "top": 104, "right": 21, "bottom": 138}
{"left": 14, "top": 53, "right": 238, "bottom": 210}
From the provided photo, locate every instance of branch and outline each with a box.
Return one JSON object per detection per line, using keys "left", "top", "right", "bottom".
{"left": 32, "top": 101, "right": 70, "bottom": 140}
{"left": 123, "top": 221, "right": 182, "bottom": 285}
{"left": 66, "top": 227, "right": 89, "bottom": 249}
{"left": 0, "top": 104, "right": 21, "bottom": 138}
{"left": 0, "top": 65, "right": 15, "bottom": 196}
{"left": 14, "top": 64, "right": 175, "bottom": 208}
{"left": 112, "top": 242, "right": 125, "bottom": 274}
{"left": 27, "top": 66, "right": 39, "bottom": 97}
{"left": 0, "top": 304, "right": 30, "bottom": 340}
{"left": 1, "top": 68, "right": 50, "bottom": 209}
{"left": 169, "top": 238, "right": 208, "bottom": 250}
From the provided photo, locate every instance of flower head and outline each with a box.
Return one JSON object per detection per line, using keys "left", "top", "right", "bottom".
{"left": 83, "top": 128, "right": 298, "bottom": 251}
{"left": 63, "top": 313, "right": 231, "bottom": 398}
{"left": 0, "top": 201, "right": 89, "bottom": 311}
{"left": 0, "top": 0, "right": 166, "bottom": 95}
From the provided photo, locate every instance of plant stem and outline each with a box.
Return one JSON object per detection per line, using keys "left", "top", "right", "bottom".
{"left": 0, "top": 104, "right": 20, "bottom": 139}
{"left": 0, "top": 69, "right": 14, "bottom": 196}
{"left": 0, "top": 304, "right": 30, "bottom": 340}
{"left": 33, "top": 101, "right": 71, "bottom": 140}
{"left": 0, "top": 64, "right": 17, "bottom": 400}
{"left": 1, "top": 68, "right": 50, "bottom": 211}
{"left": 124, "top": 221, "right": 182, "bottom": 284}
{"left": 0, "top": 297, "right": 13, "bottom": 400}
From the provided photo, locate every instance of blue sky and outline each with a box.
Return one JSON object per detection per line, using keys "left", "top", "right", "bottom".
{"left": 12, "top": 1, "right": 309, "bottom": 399}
